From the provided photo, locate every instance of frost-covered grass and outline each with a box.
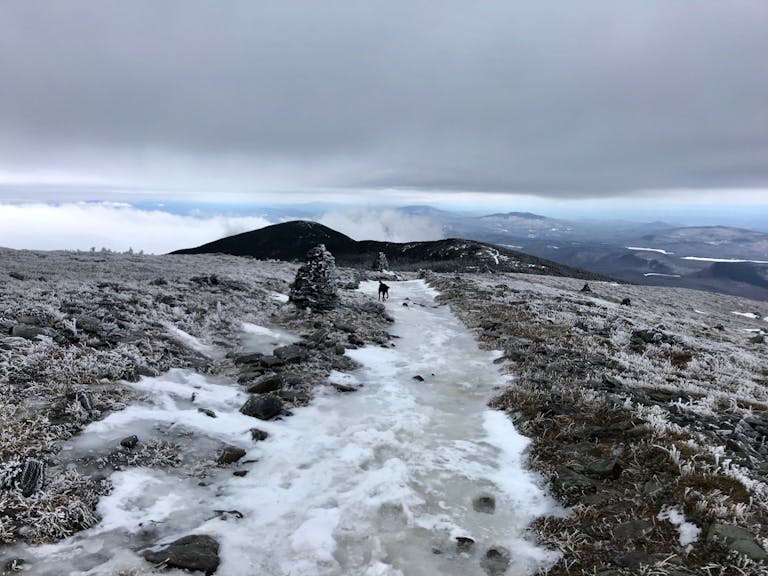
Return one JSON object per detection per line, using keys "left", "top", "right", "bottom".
{"left": 426, "top": 271, "right": 768, "bottom": 575}
{"left": 0, "top": 249, "right": 298, "bottom": 544}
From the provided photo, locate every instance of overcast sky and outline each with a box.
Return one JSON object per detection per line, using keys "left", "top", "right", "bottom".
{"left": 0, "top": 1, "right": 766, "bottom": 250}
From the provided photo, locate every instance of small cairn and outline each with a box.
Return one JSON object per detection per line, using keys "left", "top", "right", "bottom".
{"left": 372, "top": 251, "right": 389, "bottom": 272}
{"left": 289, "top": 244, "right": 339, "bottom": 311}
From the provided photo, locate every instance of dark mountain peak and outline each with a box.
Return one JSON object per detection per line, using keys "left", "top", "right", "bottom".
{"left": 173, "top": 220, "right": 606, "bottom": 280}
{"left": 172, "top": 220, "right": 357, "bottom": 260}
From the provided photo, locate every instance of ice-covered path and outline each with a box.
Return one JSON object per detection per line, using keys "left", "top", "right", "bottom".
{"left": 16, "top": 280, "right": 558, "bottom": 575}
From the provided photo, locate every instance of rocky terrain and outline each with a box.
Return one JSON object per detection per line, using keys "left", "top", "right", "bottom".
{"left": 426, "top": 271, "right": 768, "bottom": 575}
{"left": 0, "top": 248, "right": 392, "bottom": 560}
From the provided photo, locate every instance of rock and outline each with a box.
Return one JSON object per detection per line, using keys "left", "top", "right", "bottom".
{"left": 218, "top": 446, "right": 247, "bottom": 465}
{"left": 552, "top": 466, "right": 597, "bottom": 502}
{"left": 585, "top": 458, "right": 623, "bottom": 480}
{"left": 240, "top": 394, "right": 284, "bottom": 420}
{"left": 234, "top": 352, "right": 264, "bottom": 365}
{"left": 331, "top": 382, "right": 358, "bottom": 393}
{"left": 480, "top": 546, "right": 511, "bottom": 576}
{"left": 19, "top": 459, "right": 45, "bottom": 497}
{"left": 412, "top": 375, "right": 425, "bottom": 382}
{"left": 250, "top": 428, "right": 269, "bottom": 442}
{"left": 372, "top": 252, "right": 389, "bottom": 272}
{"left": 455, "top": 536, "right": 475, "bottom": 550}
{"left": 198, "top": 407, "right": 217, "bottom": 418}
{"left": 74, "top": 389, "right": 95, "bottom": 412}
{"left": 143, "top": 534, "right": 220, "bottom": 575}
{"left": 707, "top": 523, "right": 768, "bottom": 561}
{"left": 613, "top": 519, "right": 654, "bottom": 542}
{"left": 472, "top": 494, "right": 496, "bottom": 514}
{"left": 632, "top": 329, "right": 668, "bottom": 345}
{"left": 9, "top": 325, "right": 45, "bottom": 340}
{"left": 233, "top": 470, "right": 248, "bottom": 477}
{"left": 246, "top": 374, "right": 284, "bottom": 394}
{"left": 643, "top": 478, "right": 664, "bottom": 497}
{"left": 620, "top": 298, "right": 631, "bottom": 306}
{"left": 580, "top": 283, "right": 592, "bottom": 293}
{"left": 260, "top": 355, "right": 284, "bottom": 369}
{"left": 289, "top": 244, "right": 340, "bottom": 311}
{"left": 749, "top": 334, "right": 765, "bottom": 344}
{"left": 120, "top": 435, "right": 139, "bottom": 449}
{"left": 8, "top": 271, "right": 25, "bottom": 281}
{"left": 273, "top": 344, "right": 306, "bottom": 361}
{"left": 334, "top": 321, "right": 357, "bottom": 333}
{"left": 347, "top": 334, "right": 365, "bottom": 347}
{"left": 334, "top": 344, "right": 346, "bottom": 355}
{"left": 3, "top": 558, "right": 26, "bottom": 572}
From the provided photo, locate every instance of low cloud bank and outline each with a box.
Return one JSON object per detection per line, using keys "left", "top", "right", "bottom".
{"left": 318, "top": 208, "right": 444, "bottom": 242}
{"left": 0, "top": 203, "right": 271, "bottom": 254}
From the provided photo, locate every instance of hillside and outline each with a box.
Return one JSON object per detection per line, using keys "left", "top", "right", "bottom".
{"left": 172, "top": 220, "right": 608, "bottom": 280}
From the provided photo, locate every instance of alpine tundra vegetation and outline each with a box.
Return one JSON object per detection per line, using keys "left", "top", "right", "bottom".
{"left": 0, "top": 248, "right": 766, "bottom": 575}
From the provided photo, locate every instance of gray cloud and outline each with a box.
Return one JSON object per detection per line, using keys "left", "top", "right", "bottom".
{"left": 1, "top": 1, "right": 767, "bottom": 198}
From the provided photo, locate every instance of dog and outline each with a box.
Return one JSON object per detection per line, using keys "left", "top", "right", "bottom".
{"left": 378, "top": 280, "right": 390, "bottom": 301}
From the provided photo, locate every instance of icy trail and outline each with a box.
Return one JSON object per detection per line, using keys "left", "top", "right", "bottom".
{"left": 15, "top": 280, "right": 558, "bottom": 575}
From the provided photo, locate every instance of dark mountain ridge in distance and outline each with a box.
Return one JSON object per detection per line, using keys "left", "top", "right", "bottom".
{"left": 172, "top": 220, "right": 608, "bottom": 280}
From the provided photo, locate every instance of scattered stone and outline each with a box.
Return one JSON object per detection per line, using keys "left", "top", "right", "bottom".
{"left": 3, "top": 558, "right": 26, "bottom": 572}
{"left": 334, "top": 321, "right": 357, "bottom": 333}
{"left": 749, "top": 334, "right": 765, "bottom": 344}
{"left": 217, "top": 446, "right": 247, "bottom": 465}
{"left": 348, "top": 334, "right": 365, "bottom": 346}
{"left": 234, "top": 352, "right": 264, "bottom": 365}
{"left": 707, "top": 523, "right": 768, "bottom": 561}
{"left": 334, "top": 344, "right": 346, "bottom": 355}
{"left": 289, "top": 244, "right": 339, "bottom": 311}
{"left": 250, "top": 428, "right": 269, "bottom": 442}
{"left": 246, "top": 374, "right": 284, "bottom": 394}
{"left": 552, "top": 466, "right": 597, "bottom": 502}
{"left": 714, "top": 324, "right": 725, "bottom": 331}
{"left": 9, "top": 325, "right": 45, "bottom": 340}
{"left": 412, "top": 375, "right": 425, "bottom": 382}
{"left": 198, "top": 407, "right": 217, "bottom": 418}
{"left": 613, "top": 519, "right": 654, "bottom": 542}
{"left": 120, "top": 435, "right": 139, "bottom": 449}
{"left": 74, "top": 388, "right": 95, "bottom": 412}
{"left": 274, "top": 344, "right": 306, "bottom": 362}
{"left": 480, "top": 546, "right": 511, "bottom": 576}
{"left": 233, "top": 470, "right": 248, "bottom": 477}
{"left": 580, "top": 283, "right": 592, "bottom": 293}
{"left": 585, "top": 458, "right": 624, "bottom": 480}
{"left": 143, "top": 534, "right": 220, "bottom": 575}
{"left": 472, "top": 494, "right": 496, "bottom": 514}
{"left": 8, "top": 271, "right": 25, "bottom": 281}
{"left": 19, "top": 459, "right": 45, "bottom": 497}
{"left": 643, "top": 477, "right": 664, "bottom": 497}
{"left": 331, "top": 382, "right": 358, "bottom": 393}
{"left": 277, "top": 389, "right": 310, "bottom": 404}
{"left": 213, "top": 509, "right": 244, "bottom": 519}
{"left": 260, "top": 355, "right": 284, "bottom": 369}
{"left": 620, "top": 298, "right": 631, "bottom": 306}
{"left": 455, "top": 536, "right": 475, "bottom": 550}
{"left": 240, "top": 394, "right": 284, "bottom": 420}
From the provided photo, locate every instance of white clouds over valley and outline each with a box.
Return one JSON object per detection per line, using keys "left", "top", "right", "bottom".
{"left": 0, "top": 203, "right": 271, "bottom": 254}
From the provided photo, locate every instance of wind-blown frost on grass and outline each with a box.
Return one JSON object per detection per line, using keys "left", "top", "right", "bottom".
{"left": 657, "top": 506, "right": 700, "bottom": 549}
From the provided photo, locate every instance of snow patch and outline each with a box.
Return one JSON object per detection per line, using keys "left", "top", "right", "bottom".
{"left": 682, "top": 256, "right": 768, "bottom": 264}
{"left": 657, "top": 506, "right": 700, "bottom": 549}
{"left": 627, "top": 246, "right": 674, "bottom": 255}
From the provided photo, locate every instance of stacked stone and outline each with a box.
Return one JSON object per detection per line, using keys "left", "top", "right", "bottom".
{"left": 372, "top": 251, "right": 389, "bottom": 272}
{"left": 289, "top": 244, "right": 339, "bottom": 311}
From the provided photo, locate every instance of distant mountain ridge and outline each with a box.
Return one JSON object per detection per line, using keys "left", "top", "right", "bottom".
{"left": 172, "top": 220, "right": 607, "bottom": 279}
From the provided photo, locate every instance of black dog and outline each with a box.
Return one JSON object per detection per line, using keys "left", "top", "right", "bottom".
{"left": 378, "top": 281, "right": 389, "bottom": 301}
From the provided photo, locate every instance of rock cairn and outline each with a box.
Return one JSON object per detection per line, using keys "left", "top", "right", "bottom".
{"left": 372, "top": 251, "right": 389, "bottom": 272}
{"left": 289, "top": 244, "right": 339, "bottom": 311}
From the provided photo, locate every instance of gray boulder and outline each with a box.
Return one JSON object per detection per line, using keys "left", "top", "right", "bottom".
{"left": 240, "top": 394, "right": 283, "bottom": 420}
{"left": 289, "top": 244, "right": 339, "bottom": 311}
{"left": 143, "top": 534, "right": 220, "bottom": 575}
{"left": 707, "top": 523, "right": 767, "bottom": 561}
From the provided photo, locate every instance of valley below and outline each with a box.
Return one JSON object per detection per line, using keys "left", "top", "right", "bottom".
{"left": 0, "top": 249, "right": 767, "bottom": 575}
